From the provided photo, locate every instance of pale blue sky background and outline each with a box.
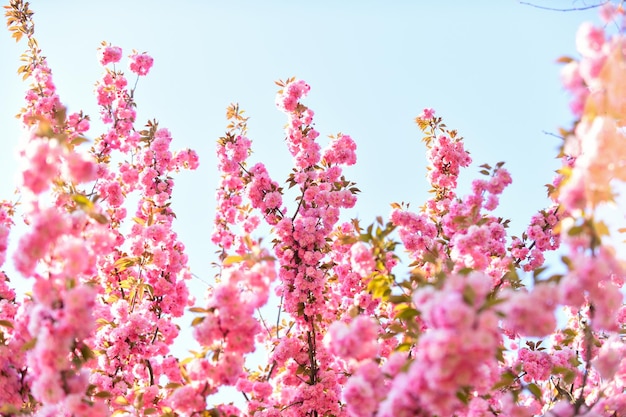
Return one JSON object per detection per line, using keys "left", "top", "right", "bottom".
{"left": 0, "top": 0, "right": 618, "bottom": 392}
{"left": 1, "top": 1, "right": 604, "bottom": 272}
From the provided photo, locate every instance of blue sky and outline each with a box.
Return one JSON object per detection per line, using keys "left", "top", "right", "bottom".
{"left": 0, "top": 0, "right": 613, "bottom": 357}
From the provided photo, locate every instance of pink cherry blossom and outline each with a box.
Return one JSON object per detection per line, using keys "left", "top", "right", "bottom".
{"left": 325, "top": 316, "right": 379, "bottom": 361}
{"left": 129, "top": 52, "right": 154, "bottom": 76}
{"left": 576, "top": 22, "right": 606, "bottom": 57}
{"left": 98, "top": 44, "right": 123, "bottom": 65}
{"left": 421, "top": 108, "right": 435, "bottom": 119}
{"left": 501, "top": 283, "right": 558, "bottom": 337}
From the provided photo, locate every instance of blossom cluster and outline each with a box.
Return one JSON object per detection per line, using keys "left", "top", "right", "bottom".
{"left": 378, "top": 272, "right": 502, "bottom": 417}
{"left": 2, "top": 11, "right": 200, "bottom": 413}
{"left": 393, "top": 111, "right": 515, "bottom": 280}
{"left": 244, "top": 79, "right": 361, "bottom": 416}
{"left": 86, "top": 45, "right": 198, "bottom": 414}
{"left": 211, "top": 106, "right": 261, "bottom": 254}
{"left": 184, "top": 258, "right": 276, "bottom": 416}
{"left": 559, "top": 5, "right": 626, "bottom": 208}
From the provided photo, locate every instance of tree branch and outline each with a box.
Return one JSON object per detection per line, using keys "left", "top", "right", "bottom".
{"left": 519, "top": 1, "right": 608, "bottom": 12}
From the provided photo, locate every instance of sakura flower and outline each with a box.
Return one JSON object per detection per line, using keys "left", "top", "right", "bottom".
{"left": 98, "top": 45, "right": 122, "bottom": 66}
{"left": 129, "top": 52, "right": 154, "bottom": 76}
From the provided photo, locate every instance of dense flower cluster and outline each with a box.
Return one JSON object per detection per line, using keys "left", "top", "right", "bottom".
{"left": 0, "top": 201, "right": 29, "bottom": 411}
{"left": 380, "top": 272, "right": 502, "bottom": 417}
{"left": 87, "top": 45, "right": 198, "bottom": 415}
{"left": 393, "top": 112, "right": 515, "bottom": 280}
{"left": 211, "top": 106, "right": 260, "bottom": 255}
{"left": 3, "top": 3, "right": 200, "bottom": 413}
{"left": 559, "top": 4, "right": 626, "bottom": 208}
{"left": 244, "top": 79, "right": 361, "bottom": 416}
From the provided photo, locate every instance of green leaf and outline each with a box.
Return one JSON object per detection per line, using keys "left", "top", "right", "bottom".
{"left": 191, "top": 316, "right": 205, "bottom": 326}
{"left": 93, "top": 391, "right": 113, "bottom": 398}
{"left": 491, "top": 370, "right": 515, "bottom": 390}
{"left": 388, "top": 294, "right": 411, "bottom": 304}
{"left": 556, "top": 55, "right": 574, "bottom": 64}
{"left": 207, "top": 409, "right": 221, "bottom": 417}
{"left": 594, "top": 220, "right": 610, "bottom": 237}
{"left": 223, "top": 255, "right": 243, "bottom": 266}
{"left": 396, "top": 342, "right": 413, "bottom": 352}
{"left": 527, "top": 382, "right": 542, "bottom": 400}
{"left": 80, "top": 344, "right": 95, "bottom": 361}
{"left": 395, "top": 307, "right": 419, "bottom": 321}
{"left": 70, "top": 136, "right": 90, "bottom": 146}
{"left": 567, "top": 224, "right": 584, "bottom": 236}
{"left": 21, "top": 337, "right": 37, "bottom": 351}
{"left": 114, "top": 396, "right": 129, "bottom": 406}
{"left": 532, "top": 266, "right": 547, "bottom": 279}
{"left": 0, "top": 319, "right": 14, "bottom": 329}
{"left": 113, "top": 257, "right": 140, "bottom": 272}
{"left": 72, "top": 194, "right": 93, "bottom": 208}
{"left": 387, "top": 322, "right": 405, "bottom": 334}
{"left": 480, "top": 296, "right": 506, "bottom": 312}
{"left": 456, "top": 389, "right": 469, "bottom": 404}
{"left": 495, "top": 346, "right": 505, "bottom": 362}
{"left": 0, "top": 405, "right": 21, "bottom": 415}
{"left": 462, "top": 285, "right": 476, "bottom": 305}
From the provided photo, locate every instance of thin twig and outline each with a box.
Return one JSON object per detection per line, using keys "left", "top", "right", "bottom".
{"left": 574, "top": 310, "right": 595, "bottom": 412}
{"left": 256, "top": 308, "right": 272, "bottom": 338}
{"left": 519, "top": 0, "right": 608, "bottom": 12}
{"left": 276, "top": 294, "right": 284, "bottom": 339}
{"left": 191, "top": 272, "right": 211, "bottom": 287}
{"left": 542, "top": 130, "right": 565, "bottom": 140}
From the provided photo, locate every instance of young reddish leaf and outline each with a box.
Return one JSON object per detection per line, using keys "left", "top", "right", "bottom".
{"left": 0, "top": 320, "right": 14, "bottom": 329}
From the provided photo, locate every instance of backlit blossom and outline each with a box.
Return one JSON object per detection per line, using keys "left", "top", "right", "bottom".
{"left": 98, "top": 44, "right": 122, "bottom": 65}
{"left": 129, "top": 52, "right": 154, "bottom": 76}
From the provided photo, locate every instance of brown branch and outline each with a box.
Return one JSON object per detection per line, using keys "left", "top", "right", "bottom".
{"left": 542, "top": 130, "right": 565, "bottom": 140}
{"left": 519, "top": 1, "right": 608, "bottom": 12}
{"left": 574, "top": 309, "right": 595, "bottom": 413}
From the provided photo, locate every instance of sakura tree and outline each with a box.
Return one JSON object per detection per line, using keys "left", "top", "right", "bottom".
{"left": 1, "top": 1, "right": 625, "bottom": 417}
